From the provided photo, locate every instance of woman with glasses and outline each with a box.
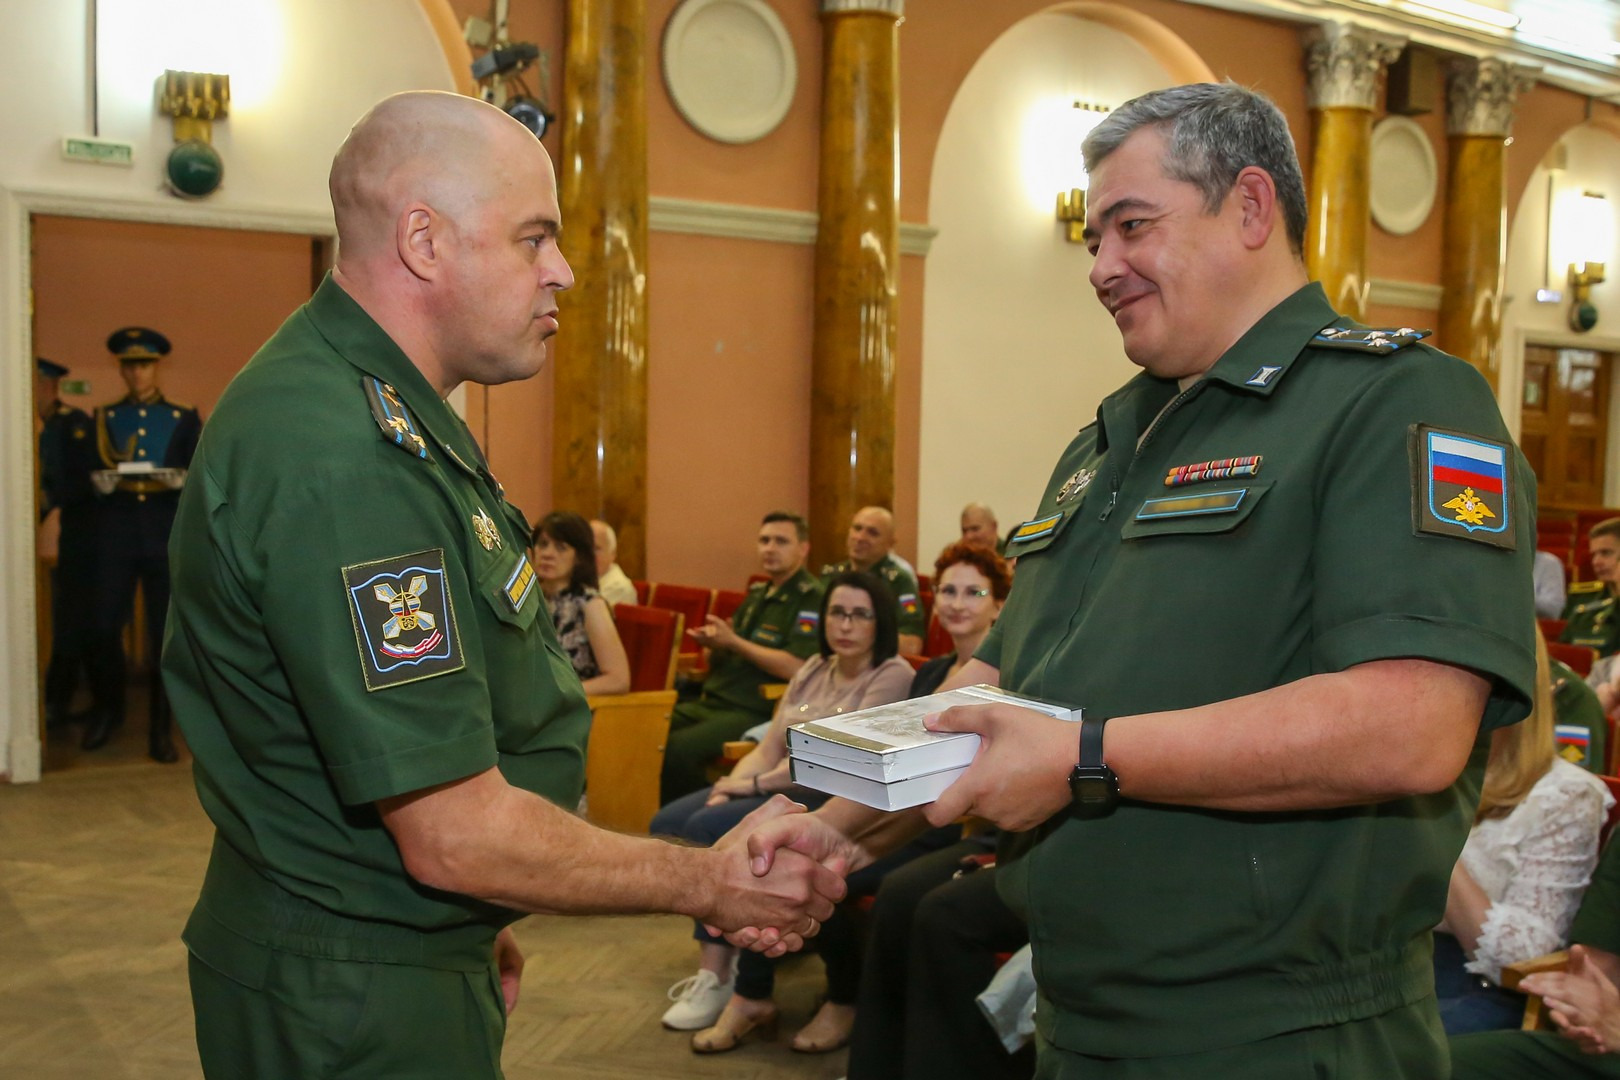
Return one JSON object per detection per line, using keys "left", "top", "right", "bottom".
{"left": 909, "top": 542, "right": 1012, "bottom": 697}
{"left": 531, "top": 510, "right": 630, "bottom": 696}
{"left": 651, "top": 570, "right": 915, "bottom": 1054}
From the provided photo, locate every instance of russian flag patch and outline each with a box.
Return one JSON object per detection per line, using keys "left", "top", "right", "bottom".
{"left": 1412, "top": 425, "right": 1515, "bottom": 550}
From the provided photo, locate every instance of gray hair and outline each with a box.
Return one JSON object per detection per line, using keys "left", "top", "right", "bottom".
{"left": 1082, "top": 82, "right": 1307, "bottom": 258}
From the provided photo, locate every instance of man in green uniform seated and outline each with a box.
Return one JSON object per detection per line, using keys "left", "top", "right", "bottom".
{"left": 1556, "top": 652, "right": 1609, "bottom": 774}
{"left": 739, "top": 83, "right": 1535, "bottom": 1079}
{"left": 658, "top": 511, "right": 825, "bottom": 802}
{"left": 1563, "top": 519, "right": 1620, "bottom": 657}
{"left": 1451, "top": 837, "right": 1620, "bottom": 1079}
{"left": 821, "top": 505, "right": 925, "bottom": 654}
{"left": 164, "top": 91, "right": 845, "bottom": 1079}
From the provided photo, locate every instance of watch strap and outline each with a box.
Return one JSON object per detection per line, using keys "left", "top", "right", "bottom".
{"left": 1079, "top": 715, "right": 1108, "bottom": 768}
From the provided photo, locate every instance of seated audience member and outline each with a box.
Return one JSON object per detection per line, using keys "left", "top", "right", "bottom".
{"left": 652, "top": 571, "right": 915, "bottom": 1051}
{"left": 658, "top": 511, "right": 825, "bottom": 803}
{"left": 1557, "top": 656, "right": 1610, "bottom": 775}
{"left": 911, "top": 542, "right": 1011, "bottom": 696}
{"left": 1538, "top": 549, "right": 1570, "bottom": 620}
{"left": 532, "top": 511, "right": 630, "bottom": 696}
{"left": 1435, "top": 631, "right": 1612, "bottom": 1034}
{"left": 1564, "top": 519, "right": 1620, "bottom": 657}
{"left": 959, "top": 503, "right": 1003, "bottom": 554}
{"left": 1450, "top": 838, "right": 1620, "bottom": 1079}
{"left": 822, "top": 506, "right": 926, "bottom": 655}
{"left": 590, "top": 518, "right": 638, "bottom": 608}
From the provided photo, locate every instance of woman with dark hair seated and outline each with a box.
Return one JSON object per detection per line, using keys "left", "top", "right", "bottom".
{"left": 651, "top": 571, "right": 915, "bottom": 1053}
{"left": 910, "top": 541, "right": 1012, "bottom": 696}
{"left": 531, "top": 510, "right": 629, "bottom": 696}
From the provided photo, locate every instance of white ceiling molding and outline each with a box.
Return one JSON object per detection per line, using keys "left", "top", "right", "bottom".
{"left": 1181, "top": 0, "right": 1620, "bottom": 101}
{"left": 649, "top": 195, "right": 939, "bottom": 256}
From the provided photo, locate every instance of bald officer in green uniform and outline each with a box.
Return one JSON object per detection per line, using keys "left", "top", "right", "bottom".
{"left": 821, "top": 505, "right": 925, "bottom": 654}
{"left": 741, "top": 83, "right": 1535, "bottom": 1080}
{"left": 1563, "top": 519, "right": 1620, "bottom": 657}
{"left": 163, "top": 91, "right": 845, "bottom": 1080}
{"left": 659, "top": 511, "right": 825, "bottom": 802}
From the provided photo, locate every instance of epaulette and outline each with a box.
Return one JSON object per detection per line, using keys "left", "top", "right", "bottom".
{"left": 1310, "top": 326, "right": 1431, "bottom": 354}
{"left": 747, "top": 580, "right": 767, "bottom": 593}
{"left": 363, "top": 376, "right": 430, "bottom": 461}
{"left": 1569, "top": 580, "right": 1607, "bottom": 595}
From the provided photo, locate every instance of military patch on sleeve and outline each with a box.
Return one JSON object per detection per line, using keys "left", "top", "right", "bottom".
{"left": 796, "top": 611, "right": 820, "bottom": 635}
{"left": 363, "top": 377, "right": 431, "bottom": 462}
{"left": 343, "top": 548, "right": 465, "bottom": 690}
{"left": 899, "top": 593, "right": 920, "bottom": 616}
{"left": 1411, "top": 425, "right": 1516, "bottom": 550}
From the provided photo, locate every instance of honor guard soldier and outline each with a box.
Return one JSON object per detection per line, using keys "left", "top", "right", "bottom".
{"left": 821, "top": 506, "right": 926, "bottom": 655}
{"left": 747, "top": 83, "right": 1535, "bottom": 1079}
{"left": 82, "top": 327, "right": 202, "bottom": 761}
{"left": 35, "top": 357, "right": 98, "bottom": 729}
{"left": 1561, "top": 518, "right": 1620, "bottom": 658}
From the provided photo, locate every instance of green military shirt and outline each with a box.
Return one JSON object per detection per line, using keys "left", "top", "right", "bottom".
{"left": 166, "top": 274, "right": 591, "bottom": 972}
{"left": 821, "top": 552, "right": 925, "bottom": 640}
{"left": 1554, "top": 658, "right": 1609, "bottom": 774}
{"left": 700, "top": 567, "right": 824, "bottom": 716}
{"left": 1562, "top": 582, "right": 1620, "bottom": 657}
{"left": 981, "top": 284, "right": 1536, "bottom": 1059}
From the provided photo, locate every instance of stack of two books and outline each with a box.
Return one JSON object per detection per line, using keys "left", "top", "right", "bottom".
{"left": 786, "top": 684, "right": 1081, "bottom": 811}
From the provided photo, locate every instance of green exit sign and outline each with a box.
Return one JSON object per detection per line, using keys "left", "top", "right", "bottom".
{"left": 61, "top": 137, "right": 134, "bottom": 167}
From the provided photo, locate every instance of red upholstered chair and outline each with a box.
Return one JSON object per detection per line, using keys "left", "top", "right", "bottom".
{"left": 712, "top": 588, "right": 748, "bottom": 624}
{"left": 1547, "top": 640, "right": 1596, "bottom": 678}
{"left": 747, "top": 572, "right": 771, "bottom": 588}
{"left": 632, "top": 579, "right": 650, "bottom": 604}
{"left": 613, "top": 604, "right": 683, "bottom": 693}
{"left": 901, "top": 653, "right": 928, "bottom": 673}
{"left": 924, "top": 612, "right": 954, "bottom": 658}
{"left": 648, "top": 583, "right": 712, "bottom": 659}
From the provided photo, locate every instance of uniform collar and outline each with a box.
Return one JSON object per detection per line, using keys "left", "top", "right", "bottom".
{"left": 1200, "top": 281, "right": 1340, "bottom": 397}
{"left": 1091, "top": 282, "right": 1340, "bottom": 452}
{"left": 305, "top": 273, "right": 486, "bottom": 476}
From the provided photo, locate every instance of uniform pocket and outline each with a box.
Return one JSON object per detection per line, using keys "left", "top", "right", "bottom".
{"left": 1004, "top": 506, "right": 1080, "bottom": 560}
{"left": 1119, "top": 480, "right": 1273, "bottom": 540}
{"left": 477, "top": 552, "right": 541, "bottom": 632}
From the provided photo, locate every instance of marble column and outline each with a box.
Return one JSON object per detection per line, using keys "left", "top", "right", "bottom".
{"left": 810, "top": 0, "right": 902, "bottom": 567}
{"left": 1302, "top": 21, "right": 1406, "bottom": 321}
{"left": 1440, "top": 57, "right": 1537, "bottom": 391}
{"left": 554, "top": 0, "right": 650, "bottom": 576}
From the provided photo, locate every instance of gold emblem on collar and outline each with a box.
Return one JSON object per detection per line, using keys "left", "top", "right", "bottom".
{"left": 473, "top": 508, "right": 503, "bottom": 551}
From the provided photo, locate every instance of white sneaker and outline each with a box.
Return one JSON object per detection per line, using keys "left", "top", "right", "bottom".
{"left": 661, "top": 969, "right": 734, "bottom": 1030}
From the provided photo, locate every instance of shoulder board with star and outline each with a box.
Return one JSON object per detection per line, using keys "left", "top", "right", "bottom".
{"left": 1311, "top": 326, "right": 1431, "bottom": 354}
{"left": 747, "top": 580, "right": 768, "bottom": 594}
{"left": 1570, "top": 580, "right": 1607, "bottom": 596}
{"left": 363, "top": 376, "right": 431, "bottom": 462}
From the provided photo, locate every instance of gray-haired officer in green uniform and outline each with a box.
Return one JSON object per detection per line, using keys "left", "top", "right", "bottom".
{"left": 739, "top": 83, "right": 1535, "bottom": 1079}
{"left": 821, "top": 505, "right": 925, "bottom": 654}
{"left": 163, "top": 91, "right": 846, "bottom": 1080}
{"left": 1563, "top": 519, "right": 1620, "bottom": 657}
{"left": 659, "top": 511, "right": 825, "bottom": 802}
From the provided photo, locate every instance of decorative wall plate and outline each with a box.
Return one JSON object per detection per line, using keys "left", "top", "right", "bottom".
{"left": 662, "top": 0, "right": 797, "bottom": 145}
{"left": 1370, "top": 116, "right": 1438, "bottom": 236}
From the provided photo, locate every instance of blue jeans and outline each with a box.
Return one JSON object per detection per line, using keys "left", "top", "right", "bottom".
{"left": 1433, "top": 931, "right": 1528, "bottom": 1035}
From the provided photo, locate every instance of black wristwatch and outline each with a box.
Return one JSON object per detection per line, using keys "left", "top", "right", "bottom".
{"left": 1068, "top": 716, "right": 1119, "bottom": 818}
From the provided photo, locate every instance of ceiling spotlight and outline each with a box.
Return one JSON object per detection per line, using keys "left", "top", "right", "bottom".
{"left": 504, "top": 96, "right": 554, "bottom": 139}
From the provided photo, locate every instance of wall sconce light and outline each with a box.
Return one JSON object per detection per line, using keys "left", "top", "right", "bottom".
{"left": 1568, "top": 191, "right": 1612, "bottom": 333}
{"left": 160, "top": 69, "right": 229, "bottom": 198}
{"left": 1055, "top": 102, "right": 1110, "bottom": 244}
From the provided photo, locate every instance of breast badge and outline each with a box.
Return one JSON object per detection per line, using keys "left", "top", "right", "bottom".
{"left": 344, "top": 548, "right": 465, "bottom": 690}
{"left": 1411, "top": 425, "right": 1516, "bottom": 550}
{"left": 1057, "top": 468, "right": 1096, "bottom": 504}
{"left": 473, "top": 508, "right": 503, "bottom": 551}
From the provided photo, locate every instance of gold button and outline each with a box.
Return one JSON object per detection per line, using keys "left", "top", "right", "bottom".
{"left": 137, "top": 428, "right": 146, "bottom": 436}
{"left": 137, "top": 494, "right": 146, "bottom": 502}
{"left": 137, "top": 450, "right": 147, "bottom": 457}
{"left": 138, "top": 409, "right": 147, "bottom": 418}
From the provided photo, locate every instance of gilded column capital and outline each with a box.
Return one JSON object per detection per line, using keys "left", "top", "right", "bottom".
{"left": 821, "top": 0, "right": 902, "bottom": 15}
{"left": 1303, "top": 21, "right": 1406, "bottom": 110}
{"left": 1445, "top": 57, "right": 1539, "bottom": 137}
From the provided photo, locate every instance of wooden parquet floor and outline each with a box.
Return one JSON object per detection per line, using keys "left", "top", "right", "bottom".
{"left": 0, "top": 761, "right": 848, "bottom": 1079}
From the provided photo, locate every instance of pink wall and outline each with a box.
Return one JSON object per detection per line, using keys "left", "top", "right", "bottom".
{"left": 30, "top": 215, "right": 315, "bottom": 418}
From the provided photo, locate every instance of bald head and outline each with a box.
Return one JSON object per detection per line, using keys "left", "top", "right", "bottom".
{"left": 324, "top": 91, "right": 572, "bottom": 397}
{"left": 960, "top": 503, "right": 999, "bottom": 549}
{"left": 330, "top": 92, "right": 532, "bottom": 265}
{"left": 847, "top": 506, "right": 896, "bottom": 569}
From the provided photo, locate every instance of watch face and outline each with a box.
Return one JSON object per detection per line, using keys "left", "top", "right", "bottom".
{"left": 1070, "top": 765, "right": 1119, "bottom": 816}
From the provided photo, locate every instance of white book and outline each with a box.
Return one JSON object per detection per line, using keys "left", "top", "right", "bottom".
{"left": 788, "top": 756, "right": 967, "bottom": 812}
{"left": 786, "top": 683, "right": 1080, "bottom": 783}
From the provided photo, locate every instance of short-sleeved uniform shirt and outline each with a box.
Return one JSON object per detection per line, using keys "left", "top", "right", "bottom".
{"left": 1572, "top": 832, "right": 1620, "bottom": 955}
{"left": 821, "top": 552, "right": 925, "bottom": 640}
{"left": 699, "top": 567, "right": 824, "bottom": 717}
{"left": 1562, "top": 583, "right": 1620, "bottom": 657}
{"left": 980, "top": 284, "right": 1536, "bottom": 1060}
{"left": 166, "top": 275, "right": 590, "bottom": 971}
{"left": 1554, "top": 657, "right": 1609, "bottom": 774}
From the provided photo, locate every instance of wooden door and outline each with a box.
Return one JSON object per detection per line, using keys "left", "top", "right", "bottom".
{"left": 1521, "top": 345, "right": 1612, "bottom": 506}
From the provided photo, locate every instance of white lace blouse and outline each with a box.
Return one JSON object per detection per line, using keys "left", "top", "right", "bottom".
{"left": 1460, "top": 758, "right": 1613, "bottom": 983}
